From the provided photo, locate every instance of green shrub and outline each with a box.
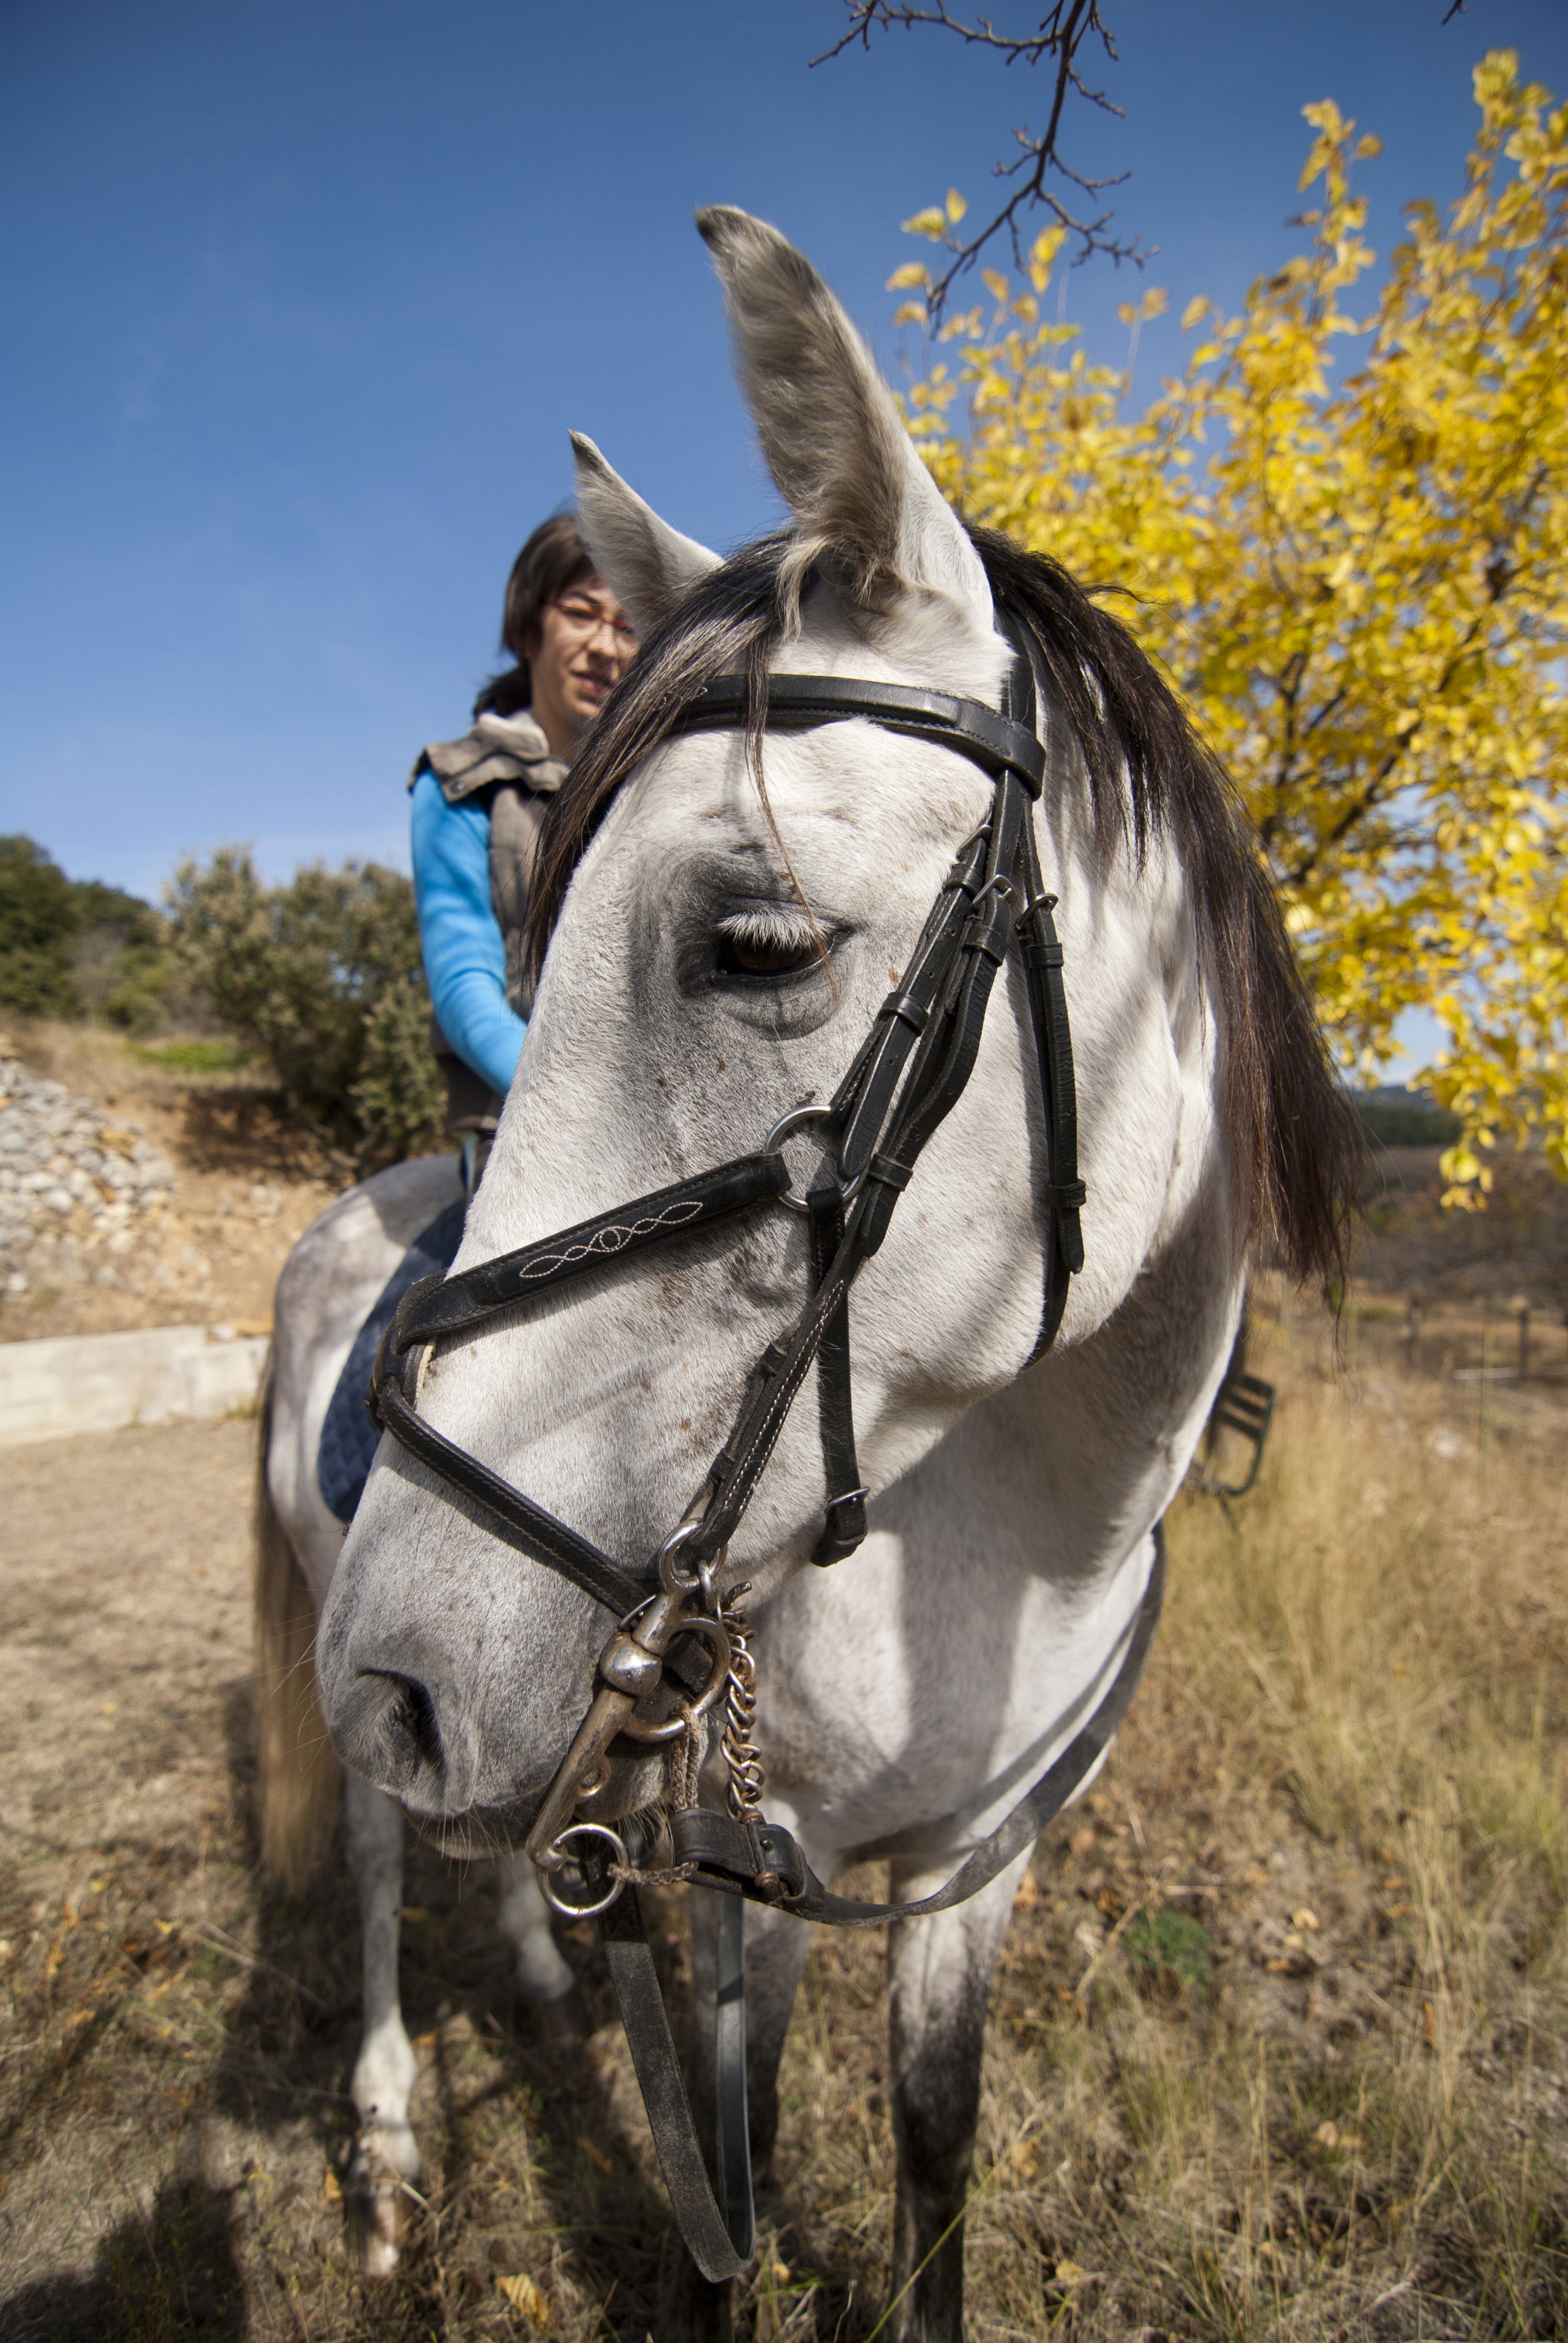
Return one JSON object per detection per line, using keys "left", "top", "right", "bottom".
{"left": 0, "top": 836, "right": 172, "bottom": 1026}
{"left": 351, "top": 972, "right": 448, "bottom": 1162}
{"left": 168, "top": 848, "right": 444, "bottom": 1161}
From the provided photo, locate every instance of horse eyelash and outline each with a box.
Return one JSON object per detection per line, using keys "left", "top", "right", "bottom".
{"left": 714, "top": 909, "right": 828, "bottom": 954}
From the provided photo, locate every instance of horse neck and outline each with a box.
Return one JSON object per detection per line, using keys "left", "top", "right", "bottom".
{"left": 898, "top": 1153, "right": 1246, "bottom": 1605}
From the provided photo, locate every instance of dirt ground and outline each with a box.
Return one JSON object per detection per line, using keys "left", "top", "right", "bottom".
{"left": 2, "top": 1320, "right": 1566, "bottom": 2342}
{"left": 1, "top": 1033, "right": 1566, "bottom": 2337}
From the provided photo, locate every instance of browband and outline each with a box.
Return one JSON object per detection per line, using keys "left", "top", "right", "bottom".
{"left": 670, "top": 673, "right": 1047, "bottom": 798}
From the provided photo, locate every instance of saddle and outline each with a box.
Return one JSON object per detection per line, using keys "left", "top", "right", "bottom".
{"left": 317, "top": 1199, "right": 467, "bottom": 1524}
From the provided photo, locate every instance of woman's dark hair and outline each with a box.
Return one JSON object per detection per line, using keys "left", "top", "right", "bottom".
{"left": 472, "top": 514, "right": 596, "bottom": 718}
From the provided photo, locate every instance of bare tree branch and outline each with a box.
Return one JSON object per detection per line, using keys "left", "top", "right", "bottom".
{"left": 812, "top": 1, "right": 1144, "bottom": 318}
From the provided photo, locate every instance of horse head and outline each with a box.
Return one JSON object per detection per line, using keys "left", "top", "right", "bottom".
{"left": 315, "top": 208, "right": 1353, "bottom": 1844}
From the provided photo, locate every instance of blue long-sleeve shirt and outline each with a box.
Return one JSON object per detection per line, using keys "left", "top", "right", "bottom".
{"left": 410, "top": 769, "right": 528, "bottom": 1099}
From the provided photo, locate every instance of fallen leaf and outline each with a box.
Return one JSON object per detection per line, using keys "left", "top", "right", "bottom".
{"left": 1291, "top": 1908, "right": 1319, "bottom": 1932}
{"left": 1054, "top": 2258, "right": 1089, "bottom": 2287}
{"left": 1422, "top": 1999, "right": 1437, "bottom": 2042}
{"left": 1314, "top": 2120, "right": 1339, "bottom": 2149}
{"left": 768, "top": 2261, "right": 792, "bottom": 2284}
{"left": 496, "top": 2271, "right": 551, "bottom": 2330}
{"left": 1014, "top": 1870, "right": 1040, "bottom": 1911}
{"left": 1007, "top": 2140, "right": 1041, "bottom": 2179}
{"left": 413, "top": 2030, "right": 439, "bottom": 2048}
{"left": 1068, "top": 1826, "right": 1096, "bottom": 1856}
{"left": 576, "top": 2135, "right": 613, "bottom": 2176}
{"left": 322, "top": 2168, "right": 342, "bottom": 2203}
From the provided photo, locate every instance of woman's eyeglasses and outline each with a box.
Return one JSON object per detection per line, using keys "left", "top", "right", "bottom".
{"left": 550, "top": 597, "right": 637, "bottom": 644}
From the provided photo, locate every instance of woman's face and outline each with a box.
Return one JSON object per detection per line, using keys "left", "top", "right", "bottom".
{"left": 528, "top": 574, "right": 637, "bottom": 757}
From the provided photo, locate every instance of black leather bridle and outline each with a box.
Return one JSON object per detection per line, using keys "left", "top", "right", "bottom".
{"left": 366, "top": 614, "right": 1166, "bottom": 2278}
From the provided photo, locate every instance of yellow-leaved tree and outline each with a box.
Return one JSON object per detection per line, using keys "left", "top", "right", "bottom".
{"left": 892, "top": 51, "right": 1568, "bottom": 1199}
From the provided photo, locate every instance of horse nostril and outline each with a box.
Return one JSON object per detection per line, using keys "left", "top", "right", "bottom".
{"left": 377, "top": 1673, "right": 445, "bottom": 1771}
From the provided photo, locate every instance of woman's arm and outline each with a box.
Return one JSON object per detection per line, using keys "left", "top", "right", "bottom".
{"left": 410, "top": 770, "right": 528, "bottom": 1100}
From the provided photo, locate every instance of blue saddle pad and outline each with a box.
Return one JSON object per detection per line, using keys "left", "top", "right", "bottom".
{"left": 317, "top": 1197, "right": 467, "bottom": 1524}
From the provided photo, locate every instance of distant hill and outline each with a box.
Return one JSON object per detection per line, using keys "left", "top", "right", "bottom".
{"left": 1354, "top": 1086, "right": 1461, "bottom": 1150}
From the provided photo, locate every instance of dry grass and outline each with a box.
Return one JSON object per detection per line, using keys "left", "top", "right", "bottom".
{"left": 1, "top": 1323, "right": 1564, "bottom": 2340}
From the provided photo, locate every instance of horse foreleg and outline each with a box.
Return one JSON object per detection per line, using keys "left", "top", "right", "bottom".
{"left": 495, "top": 1849, "right": 586, "bottom": 2037}
{"left": 342, "top": 1767, "right": 420, "bottom": 2276}
{"left": 885, "top": 1852, "right": 1028, "bottom": 2343}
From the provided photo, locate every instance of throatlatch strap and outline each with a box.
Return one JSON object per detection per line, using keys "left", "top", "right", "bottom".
{"left": 808, "top": 1189, "right": 866, "bottom": 1565}
{"left": 999, "top": 613, "right": 1086, "bottom": 1360}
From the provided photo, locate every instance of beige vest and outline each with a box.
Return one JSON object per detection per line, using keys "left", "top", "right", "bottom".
{"left": 410, "top": 709, "right": 570, "bottom": 1124}
{"left": 410, "top": 708, "right": 569, "bottom": 1022}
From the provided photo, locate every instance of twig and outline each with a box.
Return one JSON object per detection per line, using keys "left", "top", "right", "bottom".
{"left": 812, "top": 1, "right": 1142, "bottom": 316}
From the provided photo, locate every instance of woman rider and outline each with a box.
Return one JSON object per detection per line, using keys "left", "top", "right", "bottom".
{"left": 409, "top": 516, "right": 637, "bottom": 1190}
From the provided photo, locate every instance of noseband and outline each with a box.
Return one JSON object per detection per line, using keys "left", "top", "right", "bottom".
{"left": 367, "top": 612, "right": 1166, "bottom": 2277}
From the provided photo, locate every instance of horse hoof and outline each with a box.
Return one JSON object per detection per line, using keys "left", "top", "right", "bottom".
{"left": 344, "top": 2125, "right": 421, "bottom": 2278}
{"left": 346, "top": 2180, "right": 407, "bottom": 2278}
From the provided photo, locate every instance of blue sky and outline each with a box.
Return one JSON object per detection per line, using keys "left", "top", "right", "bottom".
{"left": 4, "top": 0, "right": 1565, "bottom": 907}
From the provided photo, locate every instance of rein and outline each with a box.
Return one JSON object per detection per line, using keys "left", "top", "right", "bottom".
{"left": 367, "top": 615, "right": 1165, "bottom": 2277}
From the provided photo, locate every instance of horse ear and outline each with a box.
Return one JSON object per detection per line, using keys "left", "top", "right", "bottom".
{"left": 570, "top": 433, "right": 721, "bottom": 635}
{"left": 696, "top": 206, "right": 991, "bottom": 626}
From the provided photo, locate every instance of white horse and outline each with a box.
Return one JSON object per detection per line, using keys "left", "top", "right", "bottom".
{"left": 258, "top": 208, "right": 1357, "bottom": 2338}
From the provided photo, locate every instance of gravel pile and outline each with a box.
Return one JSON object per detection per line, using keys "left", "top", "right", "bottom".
{"left": 0, "top": 1054, "right": 177, "bottom": 1296}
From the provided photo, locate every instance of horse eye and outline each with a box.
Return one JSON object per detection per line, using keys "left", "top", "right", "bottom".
{"left": 715, "top": 927, "right": 826, "bottom": 979}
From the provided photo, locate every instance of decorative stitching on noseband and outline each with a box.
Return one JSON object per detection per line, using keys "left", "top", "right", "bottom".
{"left": 509, "top": 1200, "right": 706, "bottom": 1285}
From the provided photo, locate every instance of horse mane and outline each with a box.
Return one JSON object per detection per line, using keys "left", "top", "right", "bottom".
{"left": 523, "top": 525, "right": 1362, "bottom": 1291}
